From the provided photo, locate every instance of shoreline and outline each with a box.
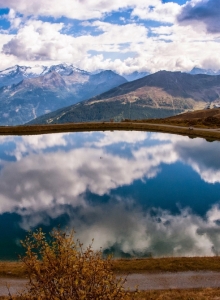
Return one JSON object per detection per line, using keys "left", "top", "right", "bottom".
{"left": 2, "top": 257, "right": 220, "bottom": 278}
{"left": 0, "top": 122, "right": 219, "bottom": 141}
{"left": 1, "top": 258, "right": 220, "bottom": 298}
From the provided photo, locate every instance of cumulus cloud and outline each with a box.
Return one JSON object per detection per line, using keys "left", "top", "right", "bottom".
{"left": 177, "top": 0, "right": 220, "bottom": 33}
{"left": 2, "top": 20, "right": 68, "bottom": 60}
{"left": 1, "top": 19, "right": 147, "bottom": 67}
{"left": 6, "top": 9, "right": 22, "bottom": 29}
{"left": 132, "top": 1, "right": 181, "bottom": 23}
{"left": 0, "top": 0, "right": 174, "bottom": 20}
{"left": 0, "top": 0, "right": 220, "bottom": 72}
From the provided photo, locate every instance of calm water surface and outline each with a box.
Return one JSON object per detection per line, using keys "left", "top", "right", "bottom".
{"left": 0, "top": 131, "right": 220, "bottom": 259}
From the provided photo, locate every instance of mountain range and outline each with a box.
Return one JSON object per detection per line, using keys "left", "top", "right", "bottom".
{"left": 29, "top": 71, "right": 220, "bottom": 125}
{"left": 0, "top": 64, "right": 90, "bottom": 88}
{"left": 0, "top": 64, "right": 127, "bottom": 125}
{"left": 1, "top": 63, "right": 220, "bottom": 126}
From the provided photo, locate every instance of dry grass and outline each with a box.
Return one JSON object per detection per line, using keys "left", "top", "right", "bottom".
{"left": 1, "top": 288, "right": 220, "bottom": 300}
{"left": 113, "top": 257, "right": 220, "bottom": 273}
{"left": 132, "top": 288, "right": 220, "bottom": 299}
{"left": 135, "top": 108, "right": 220, "bottom": 129}
{"left": 2, "top": 257, "right": 220, "bottom": 278}
{"left": 0, "top": 262, "right": 25, "bottom": 278}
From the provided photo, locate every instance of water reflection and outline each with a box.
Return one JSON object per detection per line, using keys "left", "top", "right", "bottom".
{"left": 0, "top": 131, "right": 220, "bottom": 259}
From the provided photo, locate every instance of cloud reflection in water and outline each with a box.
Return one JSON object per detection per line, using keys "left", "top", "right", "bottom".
{"left": 0, "top": 131, "right": 220, "bottom": 257}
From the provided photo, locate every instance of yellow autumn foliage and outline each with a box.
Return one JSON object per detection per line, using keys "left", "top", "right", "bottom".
{"left": 12, "top": 228, "right": 136, "bottom": 300}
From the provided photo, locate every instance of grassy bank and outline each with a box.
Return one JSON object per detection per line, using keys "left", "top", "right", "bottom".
{"left": 2, "top": 257, "right": 220, "bottom": 278}
{"left": 112, "top": 257, "right": 220, "bottom": 274}
{"left": 0, "top": 122, "right": 220, "bottom": 141}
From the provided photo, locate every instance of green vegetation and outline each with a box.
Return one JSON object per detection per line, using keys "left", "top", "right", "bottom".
{"left": 29, "top": 100, "right": 181, "bottom": 125}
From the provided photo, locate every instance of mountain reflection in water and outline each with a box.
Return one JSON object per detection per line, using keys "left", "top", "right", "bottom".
{"left": 0, "top": 131, "right": 220, "bottom": 259}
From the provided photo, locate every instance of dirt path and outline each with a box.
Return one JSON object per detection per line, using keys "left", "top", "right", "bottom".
{"left": 122, "top": 271, "right": 220, "bottom": 291}
{"left": 0, "top": 278, "right": 27, "bottom": 296}
{"left": 144, "top": 123, "right": 220, "bottom": 132}
{"left": 1, "top": 271, "right": 220, "bottom": 296}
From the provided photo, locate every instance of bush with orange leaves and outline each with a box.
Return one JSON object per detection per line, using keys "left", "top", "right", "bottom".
{"left": 13, "top": 228, "right": 136, "bottom": 300}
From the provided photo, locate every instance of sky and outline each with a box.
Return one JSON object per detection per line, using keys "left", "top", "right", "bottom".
{"left": 0, "top": 0, "right": 219, "bottom": 74}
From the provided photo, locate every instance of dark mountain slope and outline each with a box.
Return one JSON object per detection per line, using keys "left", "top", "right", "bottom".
{"left": 93, "top": 71, "right": 220, "bottom": 102}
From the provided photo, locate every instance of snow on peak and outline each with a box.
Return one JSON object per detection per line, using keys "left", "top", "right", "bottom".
{"left": 0, "top": 63, "right": 91, "bottom": 87}
{"left": 0, "top": 65, "right": 49, "bottom": 78}
{"left": 48, "top": 64, "right": 90, "bottom": 75}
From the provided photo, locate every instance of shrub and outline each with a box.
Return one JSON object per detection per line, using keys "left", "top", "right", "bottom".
{"left": 13, "top": 228, "right": 136, "bottom": 300}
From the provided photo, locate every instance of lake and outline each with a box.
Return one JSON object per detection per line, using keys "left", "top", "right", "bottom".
{"left": 0, "top": 131, "right": 220, "bottom": 260}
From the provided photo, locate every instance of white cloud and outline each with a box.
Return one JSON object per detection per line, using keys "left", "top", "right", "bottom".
{"left": 132, "top": 2, "right": 181, "bottom": 23}
{"left": 0, "top": 0, "right": 169, "bottom": 20}
{"left": 85, "top": 21, "right": 148, "bottom": 46}
{"left": 1, "top": 19, "right": 148, "bottom": 71}
{"left": 6, "top": 9, "right": 22, "bottom": 29}
{"left": 2, "top": 20, "right": 68, "bottom": 60}
{"left": 0, "top": 0, "right": 219, "bottom": 73}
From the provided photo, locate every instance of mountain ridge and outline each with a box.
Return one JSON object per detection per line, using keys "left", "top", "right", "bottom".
{"left": 29, "top": 70, "right": 220, "bottom": 125}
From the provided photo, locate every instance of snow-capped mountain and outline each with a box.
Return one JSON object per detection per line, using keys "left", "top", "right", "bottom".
{"left": 0, "top": 65, "right": 49, "bottom": 87}
{"left": 49, "top": 64, "right": 90, "bottom": 76}
{"left": 0, "top": 64, "right": 90, "bottom": 88}
{"left": 0, "top": 67, "right": 127, "bottom": 126}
